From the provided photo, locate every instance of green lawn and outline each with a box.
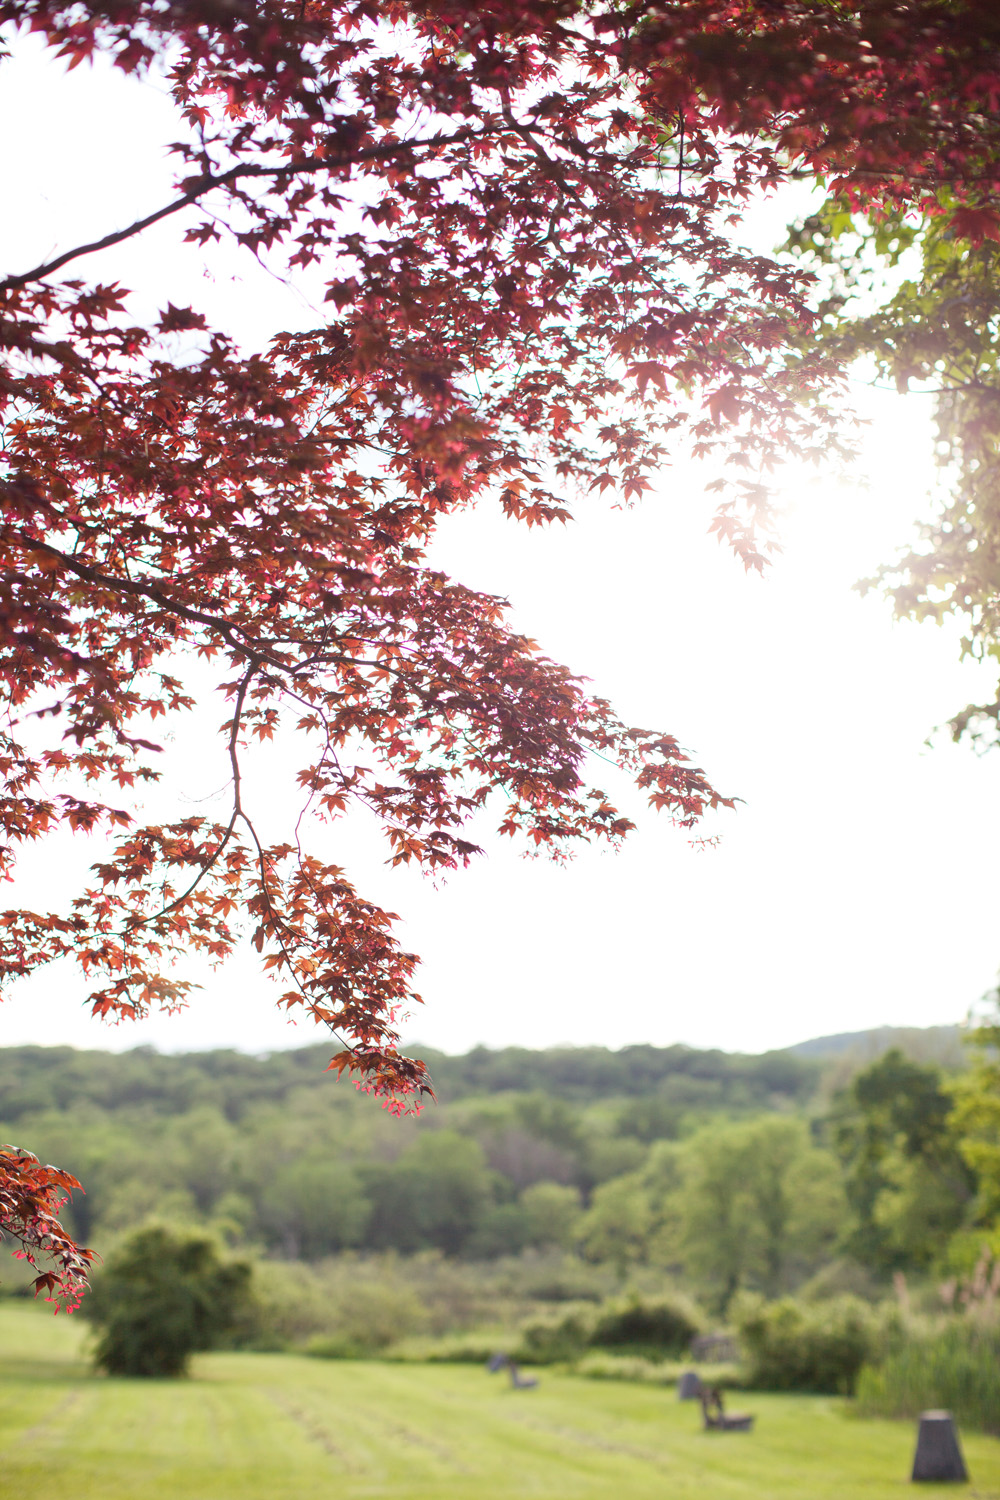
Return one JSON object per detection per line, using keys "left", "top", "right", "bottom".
{"left": 1, "top": 1302, "right": 998, "bottom": 1500}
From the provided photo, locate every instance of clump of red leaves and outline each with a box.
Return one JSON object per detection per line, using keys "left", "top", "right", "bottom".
{"left": 0, "top": 1148, "right": 95, "bottom": 1311}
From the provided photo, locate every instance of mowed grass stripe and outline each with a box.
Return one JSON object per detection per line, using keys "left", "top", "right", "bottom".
{"left": 239, "top": 1355, "right": 682, "bottom": 1491}
{"left": 260, "top": 1356, "right": 614, "bottom": 1482}
{"left": 1, "top": 1304, "right": 998, "bottom": 1500}
{"left": 2, "top": 1371, "right": 336, "bottom": 1499}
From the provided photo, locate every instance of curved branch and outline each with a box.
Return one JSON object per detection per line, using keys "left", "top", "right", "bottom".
{"left": 120, "top": 657, "right": 259, "bottom": 933}
{"left": 1, "top": 127, "right": 486, "bottom": 292}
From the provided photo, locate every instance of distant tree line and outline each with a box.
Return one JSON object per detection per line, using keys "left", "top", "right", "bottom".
{"left": 0, "top": 1039, "right": 819, "bottom": 1123}
{"left": 2, "top": 1027, "right": 996, "bottom": 1314}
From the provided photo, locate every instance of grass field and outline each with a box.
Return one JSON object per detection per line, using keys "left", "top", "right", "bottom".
{"left": 2, "top": 1303, "right": 998, "bottom": 1500}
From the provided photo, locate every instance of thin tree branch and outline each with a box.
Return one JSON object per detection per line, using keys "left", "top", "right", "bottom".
{"left": 120, "top": 658, "right": 259, "bottom": 933}
{"left": 1, "top": 128, "right": 487, "bottom": 292}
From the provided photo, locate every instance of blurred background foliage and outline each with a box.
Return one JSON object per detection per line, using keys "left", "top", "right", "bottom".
{"left": 1, "top": 1019, "right": 998, "bottom": 1425}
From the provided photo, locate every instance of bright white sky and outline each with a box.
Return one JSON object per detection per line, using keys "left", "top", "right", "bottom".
{"left": 1, "top": 35, "right": 998, "bottom": 1060}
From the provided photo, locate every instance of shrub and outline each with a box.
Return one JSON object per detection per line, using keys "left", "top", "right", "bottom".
{"left": 517, "top": 1259, "right": 605, "bottom": 1304}
{"left": 249, "top": 1259, "right": 339, "bottom": 1348}
{"left": 575, "top": 1351, "right": 742, "bottom": 1387}
{"left": 511, "top": 1290, "right": 702, "bottom": 1365}
{"left": 576, "top": 1352, "right": 669, "bottom": 1383}
{"left": 380, "top": 1332, "right": 513, "bottom": 1363}
{"left": 735, "top": 1294, "right": 885, "bottom": 1394}
{"left": 329, "top": 1279, "right": 429, "bottom": 1354}
{"left": 251, "top": 1249, "right": 584, "bottom": 1347}
{"left": 287, "top": 1274, "right": 428, "bottom": 1356}
{"left": 512, "top": 1306, "right": 595, "bottom": 1364}
{"left": 250, "top": 1255, "right": 440, "bottom": 1350}
{"left": 856, "top": 1318, "right": 1000, "bottom": 1435}
{"left": 86, "top": 1225, "right": 253, "bottom": 1378}
{"left": 589, "top": 1293, "right": 702, "bottom": 1357}
{"left": 305, "top": 1334, "right": 366, "bottom": 1359}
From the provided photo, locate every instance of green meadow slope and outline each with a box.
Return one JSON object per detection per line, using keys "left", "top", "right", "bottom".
{"left": 1, "top": 1304, "right": 998, "bottom": 1500}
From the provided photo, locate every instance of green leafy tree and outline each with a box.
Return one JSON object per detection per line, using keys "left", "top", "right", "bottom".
{"left": 872, "top": 1152, "right": 977, "bottom": 1270}
{"left": 364, "top": 1133, "right": 492, "bottom": 1256}
{"left": 578, "top": 1117, "right": 841, "bottom": 1304}
{"left": 466, "top": 1202, "right": 532, "bottom": 1259}
{"left": 86, "top": 1225, "right": 253, "bottom": 1377}
{"left": 255, "top": 1155, "right": 371, "bottom": 1260}
{"left": 669, "top": 1119, "right": 844, "bottom": 1309}
{"left": 951, "top": 1001, "right": 1000, "bottom": 1230}
{"left": 830, "top": 1049, "right": 972, "bottom": 1272}
{"left": 579, "top": 1174, "right": 653, "bottom": 1281}
{"left": 785, "top": 202, "right": 1000, "bottom": 745}
{"left": 676, "top": 1122, "right": 775, "bottom": 1308}
{"left": 614, "top": 1098, "right": 682, "bottom": 1146}
{"left": 520, "top": 1182, "right": 582, "bottom": 1251}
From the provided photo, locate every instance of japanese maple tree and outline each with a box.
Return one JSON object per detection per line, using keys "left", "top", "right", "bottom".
{"left": 1, "top": 0, "right": 998, "bottom": 1303}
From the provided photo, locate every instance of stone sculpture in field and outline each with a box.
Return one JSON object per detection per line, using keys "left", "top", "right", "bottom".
{"left": 911, "top": 1411, "right": 968, "bottom": 1483}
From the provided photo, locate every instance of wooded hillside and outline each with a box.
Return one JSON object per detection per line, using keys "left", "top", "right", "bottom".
{"left": 0, "top": 1025, "right": 982, "bottom": 1299}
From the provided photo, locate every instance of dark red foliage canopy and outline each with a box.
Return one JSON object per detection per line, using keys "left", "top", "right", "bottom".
{"left": 1, "top": 0, "right": 997, "bottom": 1302}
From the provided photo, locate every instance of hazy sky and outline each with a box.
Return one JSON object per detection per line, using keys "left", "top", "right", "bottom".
{"left": 2, "top": 35, "right": 998, "bottom": 1059}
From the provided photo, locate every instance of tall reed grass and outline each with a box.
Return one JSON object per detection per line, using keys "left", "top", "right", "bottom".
{"left": 856, "top": 1319, "right": 1000, "bottom": 1435}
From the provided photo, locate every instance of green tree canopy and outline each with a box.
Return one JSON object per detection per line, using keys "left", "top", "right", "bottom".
{"left": 787, "top": 200, "right": 1000, "bottom": 745}
{"left": 951, "top": 1002, "right": 1000, "bottom": 1234}
{"left": 671, "top": 1118, "right": 844, "bottom": 1310}
{"left": 830, "top": 1049, "right": 973, "bottom": 1272}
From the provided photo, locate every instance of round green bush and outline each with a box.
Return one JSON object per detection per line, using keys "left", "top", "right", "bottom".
{"left": 588, "top": 1294, "right": 702, "bottom": 1357}
{"left": 735, "top": 1294, "right": 884, "bottom": 1395}
{"left": 513, "top": 1307, "right": 595, "bottom": 1364}
{"left": 86, "top": 1225, "right": 253, "bottom": 1378}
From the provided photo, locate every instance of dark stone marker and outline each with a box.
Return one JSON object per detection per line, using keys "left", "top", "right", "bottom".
{"left": 677, "top": 1371, "right": 702, "bottom": 1401}
{"left": 911, "top": 1411, "right": 969, "bottom": 1482}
